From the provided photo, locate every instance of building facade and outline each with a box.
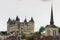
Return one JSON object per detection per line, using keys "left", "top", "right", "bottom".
{"left": 7, "top": 16, "right": 34, "bottom": 35}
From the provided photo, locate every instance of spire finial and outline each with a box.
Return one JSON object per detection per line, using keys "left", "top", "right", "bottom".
{"left": 50, "top": 4, "right": 54, "bottom": 25}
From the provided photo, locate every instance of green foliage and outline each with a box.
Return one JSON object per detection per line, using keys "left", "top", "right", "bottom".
{"left": 58, "top": 27, "right": 60, "bottom": 33}
{"left": 39, "top": 26, "right": 45, "bottom": 34}
{"left": 32, "top": 32, "right": 40, "bottom": 38}
{"left": 27, "top": 36, "right": 34, "bottom": 40}
{"left": 27, "top": 26, "right": 45, "bottom": 40}
{"left": 21, "top": 34, "right": 26, "bottom": 39}
{"left": 27, "top": 32, "right": 41, "bottom": 40}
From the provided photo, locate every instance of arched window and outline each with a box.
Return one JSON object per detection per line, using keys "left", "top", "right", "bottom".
{"left": 47, "top": 30, "right": 50, "bottom": 36}
{"left": 53, "top": 30, "right": 56, "bottom": 36}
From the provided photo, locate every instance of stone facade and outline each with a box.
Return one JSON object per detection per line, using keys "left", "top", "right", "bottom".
{"left": 7, "top": 16, "right": 34, "bottom": 35}
{"left": 45, "top": 25, "right": 58, "bottom": 36}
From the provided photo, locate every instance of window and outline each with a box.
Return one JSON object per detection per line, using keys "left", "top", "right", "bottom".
{"left": 47, "top": 30, "right": 50, "bottom": 36}
{"left": 53, "top": 30, "right": 56, "bottom": 36}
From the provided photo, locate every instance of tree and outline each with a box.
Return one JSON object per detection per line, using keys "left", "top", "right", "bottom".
{"left": 39, "top": 26, "right": 45, "bottom": 34}
{"left": 21, "top": 34, "right": 26, "bottom": 39}
{"left": 30, "top": 26, "right": 45, "bottom": 39}
{"left": 26, "top": 26, "right": 45, "bottom": 40}
{"left": 27, "top": 36, "right": 34, "bottom": 40}
{"left": 33, "top": 32, "right": 40, "bottom": 37}
{"left": 58, "top": 27, "right": 60, "bottom": 33}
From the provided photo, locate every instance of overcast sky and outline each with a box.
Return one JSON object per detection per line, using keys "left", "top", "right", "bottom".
{"left": 0, "top": 0, "right": 60, "bottom": 31}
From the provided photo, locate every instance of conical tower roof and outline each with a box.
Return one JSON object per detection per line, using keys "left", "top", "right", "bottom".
{"left": 24, "top": 18, "right": 27, "bottom": 24}
{"left": 12, "top": 20, "right": 15, "bottom": 24}
{"left": 7, "top": 17, "right": 11, "bottom": 23}
{"left": 16, "top": 16, "right": 20, "bottom": 21}
{"left": 29, "top": 17, "right": 34, "bottom": 22}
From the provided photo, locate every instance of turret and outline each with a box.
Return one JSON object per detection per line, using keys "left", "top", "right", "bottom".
{"left": 7, "top": 17, "right": 12, "bottom": 25}
{"left": 24, "top": 18, "right": 27, "bottom": 24}
{"left": 15, "top": 16, "right": 20, "bottom": 25}
{"left": 12, "top": 20, "right": 15, "bottom": 24}
{"left": 29, "top": 17, "right": 34, "bottom": 23}
{"left": 28, "top": 17, "right": 34, "bottom": 34}
{"left": 7, "top": 17, "right": 11, "bottom": 23}
{"left": 16, "top": 16, "right": 20, "bottom": 21}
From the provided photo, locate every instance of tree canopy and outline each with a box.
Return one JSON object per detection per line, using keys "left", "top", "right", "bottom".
{"left": 39, "top": 26, "right": 45, "bottom": 34}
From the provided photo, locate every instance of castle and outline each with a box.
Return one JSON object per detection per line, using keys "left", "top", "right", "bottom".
{"left": 7, "top": 16, "right": 34, "bottom": 35}
{"left": 0, "top": 17, "right": 34, "bottom": 40}
{"left": 0, "top": 3, "right": 59, "bottom": 40}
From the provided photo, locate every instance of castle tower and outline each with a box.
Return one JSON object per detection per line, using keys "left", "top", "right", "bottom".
{"left": 15, "top": 16, "right": 20, "bottom": 24}
{"left": 7, "top": 17, "right": 12, "bottom": 24}
{"left": 28, "top": 17, "right": 34, "bottom": 34}
{"left": 15, "top": 16, "right": 20, "bottom": 27}
{"left": 24, "top": 18, "right": 27, "bottom": 24}
{"left": 7, "top": 17, "right": 12, "bottom": 34}
{"left": 15, "top": 16, "right": 20, "bottom": 34}
{"left": 16, "top": 16, "right": 20, "bottom": 21}
{"left": 45, "top": 5, "right": 58, "bottom": 36}
{"left": 30, "top": 17, "right": 34, "bottom": 22}
{"left": 7, "top": 16, "right": 20, "bottom": 34}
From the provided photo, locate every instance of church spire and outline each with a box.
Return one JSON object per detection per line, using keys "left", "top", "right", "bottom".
{"left": 50, "top": 4, "right": 54, "bottom": 25}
